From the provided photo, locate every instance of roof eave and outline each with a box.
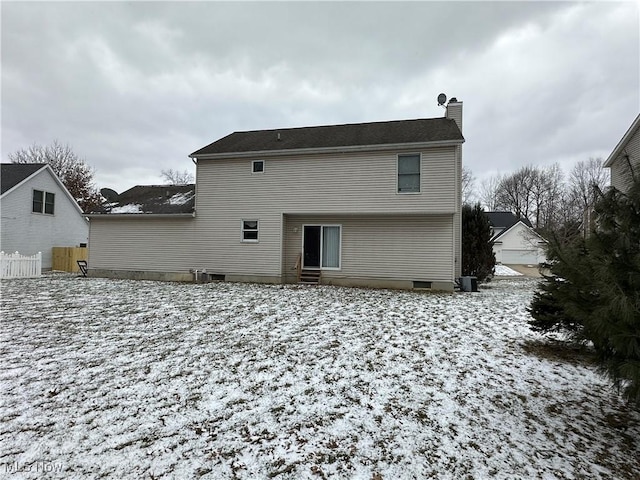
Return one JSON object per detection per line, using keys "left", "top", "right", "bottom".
{"left": 604, "top": 114, "right": 640, "bottom": 167}
{"left": 496, "top": 220, "right": 547, "bottom": 242}
{"left": 189, "top": 139, "right": 464, "bottom": 160}
{"left": 87, "top": 212, "right": 196, "bottom": 219}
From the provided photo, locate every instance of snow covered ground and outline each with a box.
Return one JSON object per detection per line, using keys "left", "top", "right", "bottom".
{"left": 1, "top": 275, "right": 638, "bottom": 479}
{"left": 494, "top": 265, "right": 523, "bottom": 276}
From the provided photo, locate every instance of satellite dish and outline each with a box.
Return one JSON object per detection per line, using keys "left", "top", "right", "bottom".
{"left": 100, "top": 188, "right": 119, "bottom": 203}
{"left": 437, "top": 93, "right": 447, "bottom": 106}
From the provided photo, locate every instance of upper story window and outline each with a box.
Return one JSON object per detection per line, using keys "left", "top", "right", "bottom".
{"left": 398, "top": 154, "right": 421, "bottom": 193}
{"left": 33, "top": 190, "right": 55, "bottom": 214}
{"left": 252, "top": 160, "right": 265, "bottom": 173}
{"left": 241, "top": 220, "right": 259, "bottom": 242}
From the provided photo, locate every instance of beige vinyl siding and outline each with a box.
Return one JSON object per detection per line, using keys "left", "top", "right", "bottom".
{"left": 88, "top": 218, "right": 199, "bottom": 272}
{"left": 283, "top": 214, "right": 454, "bottom": 283}
{"left": 196, "top": 147, "right": 458, "bottom": 215}
{"left": 193, "top": 213, "right": 282, "bottom": 277}
{"left": 610, "top": 127, "right": 640, "bottom": 193}
{"left": 193, "top": 146, "right": 459, "bottom": 279}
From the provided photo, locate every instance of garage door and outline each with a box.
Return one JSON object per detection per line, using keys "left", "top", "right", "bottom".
{"left": 502, "top": 249, "right": 539, "bottom": 265}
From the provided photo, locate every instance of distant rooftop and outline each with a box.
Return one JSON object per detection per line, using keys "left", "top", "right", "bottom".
{"left": 486, "top": 211, "right": 533, "bottom": 230}
{"left": 92, "top": 184, "right": 195, "bottom": 215}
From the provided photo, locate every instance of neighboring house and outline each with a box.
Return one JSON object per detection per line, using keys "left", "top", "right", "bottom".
{"left": 604, "top": 113, "right": 640, "bottom": 192}
{"left": 88, "top": 100, "right": 464, "bottom": 290}
{"left": 1, "top": 163, "right": 89, "bottom": 270}
{"left": 486, "top": 211, "right": 547, "bottom": 265}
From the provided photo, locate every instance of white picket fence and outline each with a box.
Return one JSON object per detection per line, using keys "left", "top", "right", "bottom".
{"left": 0, "top": 251, "right": 42, "bottom": 279}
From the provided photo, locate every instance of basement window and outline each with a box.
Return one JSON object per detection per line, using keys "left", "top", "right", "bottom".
{"left": 242, "top": 220, "right": 259, "bottom": 242}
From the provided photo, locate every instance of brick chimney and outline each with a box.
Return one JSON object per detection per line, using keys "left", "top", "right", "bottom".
{"left": 445, "top": 97, "right": 462, "bottom": 132}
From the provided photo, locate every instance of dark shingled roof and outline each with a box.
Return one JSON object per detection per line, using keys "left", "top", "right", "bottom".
{"left": 191, "top": 117, "right": 464, "bottom": 157}
{"left": 1, "top": 163, "right": 47, "bottom": 195}
{"left": 486, "top": 211, "right": 533, "bottom": 232}
{"left": 94, "top": 184, "right": 195, "bottom": 215}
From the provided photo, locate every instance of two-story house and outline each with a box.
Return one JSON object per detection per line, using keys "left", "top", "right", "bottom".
{"left": 87, "top": 100, "right": 464, "bottom": 290}
{"left": 1, "top": 163, "right": 89, "bottom": 270}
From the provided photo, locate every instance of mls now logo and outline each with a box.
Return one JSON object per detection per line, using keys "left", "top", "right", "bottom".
{"left": 4, "top": 461, "right": 64, "bottom": 473}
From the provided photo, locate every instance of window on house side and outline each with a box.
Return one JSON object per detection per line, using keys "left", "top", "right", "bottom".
{"left": 252, "top": 160, "right": 264, "bottom": 173}
{"left": 32, "top": 190, "right": 56, "bottom": 214}
{"left": 398, "top": 154, "right": 421, "bottom": 193}
{"left": 32, "top": 190, "right": 44, "bottom": 213}
{"left": 242, "top": 220, "right": 259, "bottom": 242}
{"left": 44, "top": 192, "right": 55, "bottom": 214}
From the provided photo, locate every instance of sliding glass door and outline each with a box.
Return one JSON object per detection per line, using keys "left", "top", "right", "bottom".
{"left": 303, "top": 225, "right": 341, "bottom": 269}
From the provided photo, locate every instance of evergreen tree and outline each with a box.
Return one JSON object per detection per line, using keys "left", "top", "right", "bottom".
{"left": 529, "top": 165, "right": 640, "bottom": 403}
{"left": 462, "top": 203, "right": 496, "bottom": 282}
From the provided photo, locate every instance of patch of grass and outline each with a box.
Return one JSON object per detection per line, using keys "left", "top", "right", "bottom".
{"left": 521, "top": 339, "right": 596, "bottom": 366}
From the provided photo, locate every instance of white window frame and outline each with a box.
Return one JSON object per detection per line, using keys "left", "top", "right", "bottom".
{"left": 241, "top": 219, "right": 259, "bottom": 243}
{"left": 252, "top": 160, "right": 265, "bottom": 174}
{"left": 32, "top": 189, "right": 55, "bottom": 215}
{"left": 302, "top": 224, "right": 342, "bottom": 271}
{"left": 397, "top": 153, "right": 421, "bottom": 194}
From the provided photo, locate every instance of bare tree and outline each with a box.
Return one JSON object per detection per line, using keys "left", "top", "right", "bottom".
{"left": 568, "top": 158, "right": 610, "bottom": 212}
{"left": 492, "top": 165, "right": 566, "bottom": 231}
{"left": 495, "top": 165, "right": 537, "bottom": 221}
{"left": 9, "top": 140, "right": 102, "bottom": 213}
{"left": 478, "top": 174, "right": 502, "bottom": 211}
{"left": 462, "top": 166, "right": 476, "bottom": 205}
{"left": 532, "top": 164, "right": 564, "bottom": 231}
{"left": 478, "top": 159, "right": 608, "bottom": 241}
{"left": 161, "top": 168, "right": 194, "bottom": 185}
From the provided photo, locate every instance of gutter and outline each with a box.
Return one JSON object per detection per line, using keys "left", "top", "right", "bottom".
{"left": 86, "top": 213, "right": 196, "bottom": 219}
{"left": 190, "top": 139, "right": 464, "bottom": 161}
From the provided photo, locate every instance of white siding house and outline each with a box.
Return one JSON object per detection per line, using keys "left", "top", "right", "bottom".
{"left": 486, "top": 212, "right": 547, "bottom": 266}
{"left": 604, "top": 113, "right": 640, "bottom": 192}
{"left": 1, "top": 163, "right": 89, "bottom": 270}
{"left": 88, "top": 100, "right": 465, "bottom": 290}
{"left": 492, "top": 222, "right": 547, "bottom": 265}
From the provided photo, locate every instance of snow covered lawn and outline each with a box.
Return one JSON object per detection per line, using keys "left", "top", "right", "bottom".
{"left": 494, "top": 265, "right": 523, "bottom": 277}
{"left": 1, "top": 275, "right": 638, "bottom": 479}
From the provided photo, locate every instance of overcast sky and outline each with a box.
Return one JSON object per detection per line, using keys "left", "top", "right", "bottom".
{"left": 2, "top": 1, "right": 639, "bottom": 194}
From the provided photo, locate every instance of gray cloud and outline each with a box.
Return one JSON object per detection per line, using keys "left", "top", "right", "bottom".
{"left": 2, "top": 1, "right": 638, "bottom": 194}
